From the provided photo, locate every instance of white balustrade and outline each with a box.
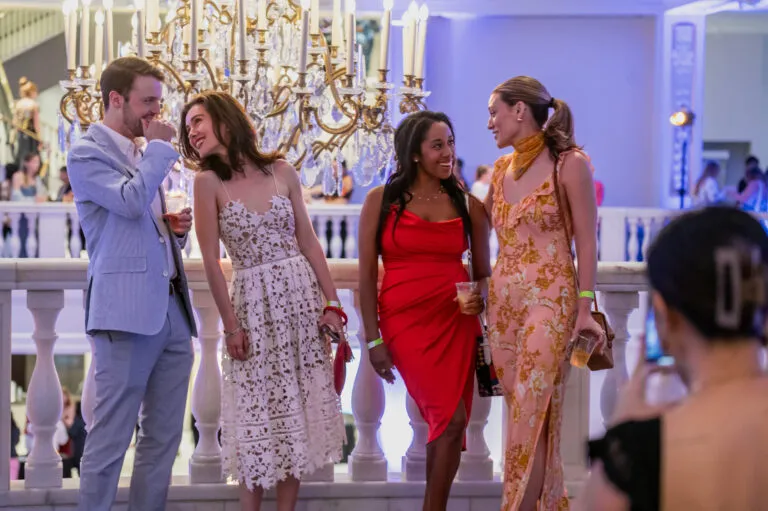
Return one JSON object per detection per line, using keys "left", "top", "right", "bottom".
{"left": 24, "top": 290, "right": 65, "bottom": 489}
{"left": 188, "top": 289, "right": 224, "bottom": 483}
{"left": 458, "top": 381, "right": 494, "bottom": 481}
{"left": 347, "top": 289, "right": 389, "bottom": 481}
{"left": 402, "top": 392, "right": 428, "bottom": 481}
{"left": 7, "top": 202, "right": 765, "bottom": 264}
{"left": 79, "top": 291, "right": 96, "bottom": 431}
{"left": 597, "top": 264, "right": 644, "bottom": 426}
{"left": 0, "top": 259, "right": 649, "bottom": 503}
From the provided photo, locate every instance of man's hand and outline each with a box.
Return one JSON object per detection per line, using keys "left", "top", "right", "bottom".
{"left": 163, "top": 207, "right": 192, "bottom": 236}
{"left": 143, "top": 119, "right": 176, "bottom": 142}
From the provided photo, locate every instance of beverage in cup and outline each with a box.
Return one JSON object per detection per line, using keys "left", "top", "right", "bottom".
{"left": 570, "top": 331, "right": 600, "bottom": 368}
{"left": 456, "top": 282, "right": 478, "bottom": 309}
{"left": 165, "top": 189, "right": 187, "bottom": 214}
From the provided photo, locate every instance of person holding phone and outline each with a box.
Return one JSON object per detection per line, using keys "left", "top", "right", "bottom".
{"left": 578, "top": 206, "right": 768, "bottom": 511}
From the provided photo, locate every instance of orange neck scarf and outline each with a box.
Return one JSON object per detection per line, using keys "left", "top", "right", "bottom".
{"left": 511, "top": 132, "right": 546, "bottom": 180}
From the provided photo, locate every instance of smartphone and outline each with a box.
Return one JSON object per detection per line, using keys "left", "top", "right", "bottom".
{"left": 645, "top": 298, "right": 674, "bottom": 366}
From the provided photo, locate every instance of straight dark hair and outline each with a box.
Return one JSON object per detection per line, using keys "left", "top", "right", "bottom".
{"left": 376, "top": 111, "right": 470, "bottom": 252}
{"left": 179, "top": 91, "right": 282, "bottom": 180}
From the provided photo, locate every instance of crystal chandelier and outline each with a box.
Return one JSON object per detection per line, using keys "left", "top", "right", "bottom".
{"left": 58, "top": 0, "right": 431, "bottom": 190}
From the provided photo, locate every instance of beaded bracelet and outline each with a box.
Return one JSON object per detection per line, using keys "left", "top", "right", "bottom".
{"left": 323, "top": 305, "right": 349, "bottom": 326}
{"left": 579, "top": 290, "right": 596, "bottom": 300}
{"left": 367, "top": 337, "right": 384, "bottom": 350}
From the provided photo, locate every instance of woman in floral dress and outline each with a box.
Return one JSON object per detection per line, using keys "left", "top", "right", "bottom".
{"left": 485, "top": 76, "right": 602, "bottom": 511}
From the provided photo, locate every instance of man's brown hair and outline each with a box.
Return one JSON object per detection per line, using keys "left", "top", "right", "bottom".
{"left": 100, "top": 56, "right": 165, "bottom": 112}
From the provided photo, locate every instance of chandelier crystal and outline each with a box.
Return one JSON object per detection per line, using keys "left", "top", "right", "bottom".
{"left": 59, "top": 0, "right": 431, "bottom": 190}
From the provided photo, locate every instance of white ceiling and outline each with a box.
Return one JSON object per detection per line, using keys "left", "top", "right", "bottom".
{"left": 0, "top": 0, "right": 701, "bottom": 16}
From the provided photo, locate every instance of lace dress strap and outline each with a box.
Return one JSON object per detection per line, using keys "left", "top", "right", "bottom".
{"left": 270, "top": 164, "right": 280, "bottom": 196}
{"left": 588, "top": 418, "right": 661, "bottom": 511}
{"left": 217, "top": 174, "right": 233, "bottom": 202}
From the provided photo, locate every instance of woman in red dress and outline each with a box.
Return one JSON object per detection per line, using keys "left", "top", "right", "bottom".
{"left": 358, "top": 111, "right": 491, "bottom": 511}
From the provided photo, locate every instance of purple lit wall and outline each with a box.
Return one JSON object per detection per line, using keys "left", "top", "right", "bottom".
{"left": 423, "top": 16, "right": 659, "bottom": 207}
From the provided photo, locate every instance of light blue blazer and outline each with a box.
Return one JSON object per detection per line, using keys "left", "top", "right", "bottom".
{"left": 67, "top": 124, "right": 197, "bottom": 337}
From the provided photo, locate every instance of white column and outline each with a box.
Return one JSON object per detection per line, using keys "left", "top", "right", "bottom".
{"left": 659, "top": 12, "right": 706, "bottom": 208}
{"left": 0, "top": 289, "right": 12, "bottom": 491}
{"left": 599, "top": 290, "right": 639, "bottom": 426}
{"left": 24, "top": 290, "right": 65, "bottom": 489}
{"left": 8, "top": 213, "right": 22, "bottom": 257}
{"left": 330, "top": 216, "right": 343, "bottom": 258}
{"left": 347, "top": 290, "right": 388, "bottom": 481}
{"left": 189, "top": 289, "right": 223, "bottom": 483}
{"left": 401, "top": 392, "right": 427, "bottom": 481}
{"left": 80, "top": 291, "right": 96, "bottom": 431}
{"left": 25, "top": 212, "right": 39, "bottom": 258}
{"left": 598, "top": 209, "right": 627, "bottom": 262}
{"left": 458, "top": 380, "right": 494, "bottom": 481}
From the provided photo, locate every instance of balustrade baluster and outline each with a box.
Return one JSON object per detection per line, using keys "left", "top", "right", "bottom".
{"left": 316, "top": 215, "right": 329, "bottom": 256}
{"left": 330, "top": 217, "right": 343, "bottom": 258}
{"left": 347, "top": 290, "right": 388, "bottom": 481}
{"left": 24, "top": 290, "right": 65, "bottom": 489}
{"left": 80, "top": 291, "right": 96, "bottom": 431}
{"left": 626, "top": 217, "right": 640, "bottom": 262}
{"left": 458, "top": 380, "right": 494, "bottom": 481}
{"left": 26, "top": 212, "right": 39, "bottom": 258}
{"left": 599, "top": 291, "right": 638, "bottom": 426}
{"left": 402, "top": 392, "right": 428, "bottom": 481}
{"left": 69, "top": 211, "right": 82, "bottom": 258}
{"left": 189, "top": 289, "right": 223, "bottom": 483}
{"left": 344, "top": 215, "right": 357, "bottom": 259}
{"left": 8, "top": 213, "right": 21, "bottom": 257}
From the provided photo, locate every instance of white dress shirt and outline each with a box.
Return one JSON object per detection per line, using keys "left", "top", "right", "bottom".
{"left": 96, "top": 123, "right": 178, "bottom": 279}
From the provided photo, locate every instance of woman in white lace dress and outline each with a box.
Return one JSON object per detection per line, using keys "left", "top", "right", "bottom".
{"left": 181, "top": 91, "right": 346, "bottom": 511}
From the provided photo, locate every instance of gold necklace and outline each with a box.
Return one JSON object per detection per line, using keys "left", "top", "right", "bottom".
{"left": 411, "top": 186, "right": 446, "bottom": 201}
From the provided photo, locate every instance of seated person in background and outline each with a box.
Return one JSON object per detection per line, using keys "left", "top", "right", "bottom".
{"left": 578, "top": 206, "right": 768, "bottom": 511}
{"left": 55, "top": 166, "right": 74, "bottom": 202}
{"left": 470, "top": 165, "right": 491, "bottom": 200}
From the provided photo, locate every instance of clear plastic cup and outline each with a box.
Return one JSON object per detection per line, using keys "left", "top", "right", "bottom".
{"left": 570, "top": 331, "right": 600, "bottom": 368}
{"left": 456, "top": 281, "right": 478, "bottom": 308}
{"left": 165, "top": 189, "right": 187, "bottom": 214}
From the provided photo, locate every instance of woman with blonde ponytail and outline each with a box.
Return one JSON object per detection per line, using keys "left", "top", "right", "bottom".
{"left": 484, "top": 76, "right": 601, "bottom": 510}
{"left": 13, "top": 77, "right": 41, "bottom": 167}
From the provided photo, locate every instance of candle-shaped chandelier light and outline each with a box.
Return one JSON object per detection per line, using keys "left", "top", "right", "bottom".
{"left": 59, "top": 0, "right": 432, "bottom": 190}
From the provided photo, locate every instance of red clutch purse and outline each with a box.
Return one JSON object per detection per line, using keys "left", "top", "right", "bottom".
{"left": 322, "top": 323, "right": 353, "bottom": 395}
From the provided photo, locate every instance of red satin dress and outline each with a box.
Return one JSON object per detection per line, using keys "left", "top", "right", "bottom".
{"left": 378, "top": 208, "right": 478, "bottom": 443}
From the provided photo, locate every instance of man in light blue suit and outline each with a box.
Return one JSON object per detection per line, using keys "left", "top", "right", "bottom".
{"left": 68, "top": 57, "right": 198, "bottom": 511}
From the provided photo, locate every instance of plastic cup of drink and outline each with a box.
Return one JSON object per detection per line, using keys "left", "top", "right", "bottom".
{"left": 165, "top": 190, "right": 187, "bottom": 214}
{"left": 570, "top": 331, "right": 600, "bottom": 368}
{"left": 456, "top": 282, "right": 478, "bottom": 308}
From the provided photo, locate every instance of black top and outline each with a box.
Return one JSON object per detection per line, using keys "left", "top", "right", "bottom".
{"left": 587, "top": 418, "right": 661, "bottom": 511}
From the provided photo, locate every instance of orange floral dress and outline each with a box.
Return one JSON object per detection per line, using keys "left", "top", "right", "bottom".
{"left": 488, "top": 153, "right": 576, "bottom": 511}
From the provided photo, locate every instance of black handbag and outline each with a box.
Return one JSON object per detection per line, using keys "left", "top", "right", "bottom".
{"left": 465, "top": 194, "right": 504, "bottom": 397}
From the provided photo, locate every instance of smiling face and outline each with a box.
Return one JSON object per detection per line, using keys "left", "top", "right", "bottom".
{"left": 110, "top": 75, "right": 163, "bottom": 139}
{"left": 487, "top": 92, "right": 520, "bottom": 149}
{"left": 417, "top": 121, "right": 455, "bottom": 180}
{"left": 184, "top": 104, "right": 227, "bottom": 159}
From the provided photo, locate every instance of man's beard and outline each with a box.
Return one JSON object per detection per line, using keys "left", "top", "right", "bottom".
{"left": 123, "top": 105, "right": 144, "bottom": 138}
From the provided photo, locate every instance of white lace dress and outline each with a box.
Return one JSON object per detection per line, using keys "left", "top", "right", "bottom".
{"left": 218, "top": 186, "right": 345, "bottom": 491}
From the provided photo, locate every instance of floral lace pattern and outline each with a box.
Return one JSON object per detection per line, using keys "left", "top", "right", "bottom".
{"left": 488, "top": 154, "right": 577, "bottom": 511}
{"left": 218, "top": 194, "right": 345, "bottom": 491}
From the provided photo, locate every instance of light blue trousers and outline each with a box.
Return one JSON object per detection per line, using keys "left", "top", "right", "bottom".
{"left": 77, "top": 292, "right": 194, "bottom": 511}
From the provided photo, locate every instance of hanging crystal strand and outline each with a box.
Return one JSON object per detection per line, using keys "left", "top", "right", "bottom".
{"left": 322, "top": 157, "right": 336, "bottom": 196}
{"left": 57, "top": 113, "right": 67, "bottom": 152}
{"left": 335, "top": 149, "right": 344, "bottom": 196}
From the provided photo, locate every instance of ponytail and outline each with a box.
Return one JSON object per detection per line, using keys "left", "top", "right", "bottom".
{"left": 543, "top": 98, "right": 580, "bottom": 159}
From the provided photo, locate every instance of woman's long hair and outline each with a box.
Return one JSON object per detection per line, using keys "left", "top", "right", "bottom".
{"left": 493, "top": 75, "right": 580, "bottom": 159}
{"left": 179, "top": 91, "right": 281, "bottom": 180}
{"left": 375, "top": 111, "right": 470, "bottom": 252}
{"left": 693, "top": 161, "right": 720, "bottom": 197}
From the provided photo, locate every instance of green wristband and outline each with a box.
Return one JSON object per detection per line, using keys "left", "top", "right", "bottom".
{"left": 579, "top": 290, "right": 596, "bottom": 300}
{"left": 367, "top": 337, "right": 384, "bottom": 350}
